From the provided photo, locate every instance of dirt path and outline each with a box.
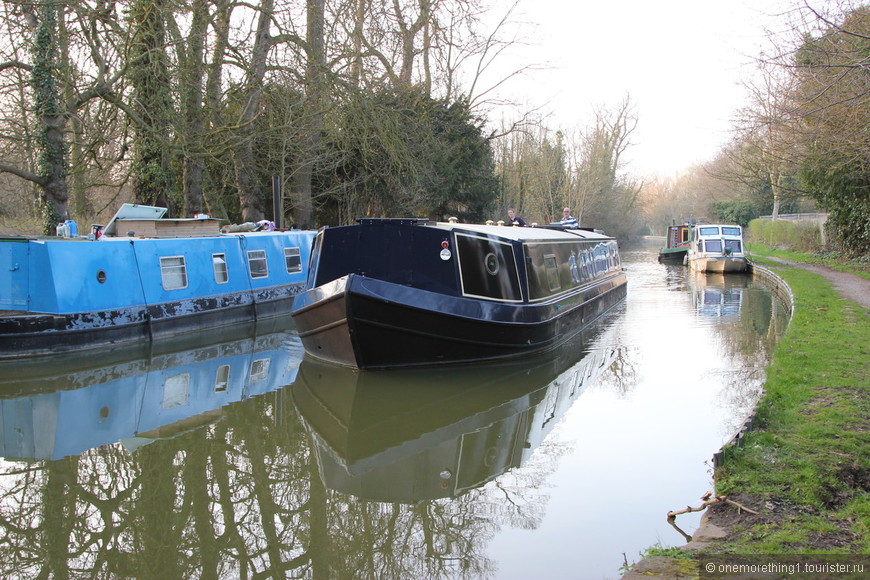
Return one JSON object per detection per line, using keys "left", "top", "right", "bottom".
{"left": 764, "top": 257, "right": 870, "bottom": 310}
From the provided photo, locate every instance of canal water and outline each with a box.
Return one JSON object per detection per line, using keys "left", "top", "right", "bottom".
{"left": 0, "top": 242, "right": 790, "bottom": 579}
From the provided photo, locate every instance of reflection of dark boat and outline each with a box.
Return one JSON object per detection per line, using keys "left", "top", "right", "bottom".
{"left": 291, "top": 320, "right": 620, "bottom": 502}
{"left": 658, "top": 224, "right": 691, "bottom": 262}
{"left": 291, "top": 218, "right": 627, "bottom": 369}
{"left": 0, "top": 203, "right": 315, "bottom": 359}
{"left": 0, "top": 319, "right": 304, "bottom": 460}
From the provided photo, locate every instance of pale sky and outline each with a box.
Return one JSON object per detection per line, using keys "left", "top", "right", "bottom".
{"left": 484, "top": 0, "right": 811, "bottom": 177}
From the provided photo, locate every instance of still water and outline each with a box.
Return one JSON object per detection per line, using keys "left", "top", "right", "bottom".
{"left": 0, "top": 243, "right": 789, "bottom": 579}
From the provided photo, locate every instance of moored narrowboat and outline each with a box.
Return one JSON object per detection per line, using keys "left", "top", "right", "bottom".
{"left": 685, "top": 223, "right": 748, "bottom": 273}
{"left": 0, "top": 204, "right": 315, "bottom": 358}
{"left": 658, "top": 223, "right": 691, "bottom": 262}
{"left": 290, "top": 218, "right": 627, "bottom": 369}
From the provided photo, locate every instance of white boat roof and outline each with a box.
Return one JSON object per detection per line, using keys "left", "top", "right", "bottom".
{"left": 425, "top": 221, "right": 615, "bottom": 242}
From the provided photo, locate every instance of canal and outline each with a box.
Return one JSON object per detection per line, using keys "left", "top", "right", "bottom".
{"left": 0, "top": 242, "right": 790, "bottom": 579}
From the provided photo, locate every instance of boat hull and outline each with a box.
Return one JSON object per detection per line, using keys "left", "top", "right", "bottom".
{"left": 658, "top": 247, "right": 688, "bottom": 262}
{"left": 687, "top": 256, "right": 748, "bottom": 273}
{"left": 292, "top": 271, "right": 627, "bottom": 369}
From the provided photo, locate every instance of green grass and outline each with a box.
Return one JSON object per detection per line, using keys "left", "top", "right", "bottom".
{"left": 711, "top": 246, "right": 870, "bottom": 554}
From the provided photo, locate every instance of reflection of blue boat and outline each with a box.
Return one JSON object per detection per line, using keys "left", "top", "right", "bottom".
{"left": 0, "top": 204, "right": 315, "bottom": 358}
{"left": 0, "top": 320, "right": 304, "bottom": 460}
{"left": 292, "top": 320, "right": 621, "bottom": 502}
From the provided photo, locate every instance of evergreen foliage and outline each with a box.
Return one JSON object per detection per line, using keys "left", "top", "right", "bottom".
{"left": 318, "top": 89, "right": 498, "bottom": 224}
{"left": 709, "top": 200, "right": 759, "bottom": 226}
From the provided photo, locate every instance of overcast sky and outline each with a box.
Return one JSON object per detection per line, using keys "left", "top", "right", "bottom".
{"left": 483, "top": 0, "right": 818, "bottom": 177}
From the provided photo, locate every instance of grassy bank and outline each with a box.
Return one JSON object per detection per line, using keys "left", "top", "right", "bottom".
{"left": 709, "top": 246, "right": 869, "bottom": 555}
{"left": 624, "top": 245, "right": 869, "bottom": 576}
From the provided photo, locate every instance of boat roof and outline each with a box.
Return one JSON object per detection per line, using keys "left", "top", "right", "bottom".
{"left": 103, "top": 203, "right": 167, "bottom": 236}
{"left": 354, "top": 218, "right": 615, "bottom": 242}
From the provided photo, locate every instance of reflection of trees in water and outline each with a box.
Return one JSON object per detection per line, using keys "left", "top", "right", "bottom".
{"left": 688, "top": 275, "right": 790, "bottom": 441}
{"left": 0, "top": 389, "right": 506, "bottom": 579}
{"left": 590, "top": 344, "right": 635, "bottom": 397}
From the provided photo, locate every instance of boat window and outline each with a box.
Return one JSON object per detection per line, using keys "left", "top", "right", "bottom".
{"left": 162, "top": 373, "right": 189, "bottom": 409}
{"left": 214, "top": 365, "right": 230, "bottom": 392}
{"left": 722, "top": 227, "right": 741, "bottom": 236}
{"left": 247, "top": 250, "right": 269, "bottom": 279}
{"left": 455, "top": 233, "right": 522, "bottom": 302}
{"left": 212, "top": 253, "right": 229, "bottom": 284}
{"left": 160, "top": 256, "right": 188, "bottom": 290}
{"left": 725, "top": 239, "right": 742, "bottom": 253}
{"left": 544, "top": 255, "right": 560, "bottom": 291}
{"left": 250, "top": 358, "right": 270, "bottom": 382}
{"left": 699, "top": 227, "right": 720, "bottom": 236}
{"left": 705, "top": 240, "right": 723, "bottom": 253}
{"left": 284, "top": 247, "right": 302, "bottom": 273}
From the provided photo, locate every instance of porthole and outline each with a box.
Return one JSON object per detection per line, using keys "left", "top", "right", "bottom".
{"left": 96, "top": 270, "right": 107, "bottom": 283}
{"left": 484, "top": 253, "right": 499, "bottom": 276}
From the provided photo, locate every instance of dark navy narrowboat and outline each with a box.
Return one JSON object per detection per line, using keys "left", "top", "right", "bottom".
{"left": 0, "top": 204, "right": 315, "bottom": 359}
{"left": 290, "top": 218, "right": 627, "bottom": 369}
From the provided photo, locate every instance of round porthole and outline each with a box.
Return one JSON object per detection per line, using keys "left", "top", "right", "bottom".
{"left": 96, "top": 270, "right": 107, "bottom": 283}
{"left": 484, "top": 253, "right": 499, "bottom": 275}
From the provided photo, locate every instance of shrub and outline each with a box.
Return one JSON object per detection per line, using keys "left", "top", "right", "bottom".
{"left": 747, "top": 218, "right": 824, "bottom": 253}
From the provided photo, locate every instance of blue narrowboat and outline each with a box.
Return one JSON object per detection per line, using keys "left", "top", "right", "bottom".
{"left": 0, "top": 204, "right": 315, "bottom": 358}
{"left": 290, "top": 218, "right": 627, "bottom": 369}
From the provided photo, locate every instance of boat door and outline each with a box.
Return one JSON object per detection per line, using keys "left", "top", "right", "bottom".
{"left": 0, "top": 239, "right": 30, "bottom": 310}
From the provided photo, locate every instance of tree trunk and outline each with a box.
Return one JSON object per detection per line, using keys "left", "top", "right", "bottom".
{"left": 129, "top": 0, "right": 175, "bottom": 211}
{"left": 233, "top": 0, "right": 273, "bottom": 222}
{"left": 290, "top": 0, "right": 324, "bottom": 229}
{"left": 32, "top": 1, "right": 70, "bottom": 231}
{"left": 182, "top": 0, "right": 208, "bottom": 216}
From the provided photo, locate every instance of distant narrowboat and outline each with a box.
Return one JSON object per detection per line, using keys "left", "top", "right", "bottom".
{"left": 658, "top": 223, "right": 691, "bottom": 263}
{"left": 290, "top": 218, "right": 627, "bottom": 369}
{"left": 0, "top": 204, "right": 315, "bottom": 358}
{"left": 685, "top": 223, "right": 748, "bottom": 273}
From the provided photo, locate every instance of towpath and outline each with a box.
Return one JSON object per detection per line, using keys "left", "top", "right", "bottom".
{"left": 762, "top": 256, "right": 870, "bottom": 310}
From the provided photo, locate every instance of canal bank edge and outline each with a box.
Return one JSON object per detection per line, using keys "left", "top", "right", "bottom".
{"left": 710, "top": 262, "right": 794, "bottom": 470}
{"left": 622, "top": 255, "right": 869, "bottom": 579}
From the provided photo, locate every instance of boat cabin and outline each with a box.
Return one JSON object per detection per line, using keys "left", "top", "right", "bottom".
{"left": 690, "top": 224, "right": 745, "bottom": 256}
{"left": 306, "top": 218, "right": 622, "bottom": 304}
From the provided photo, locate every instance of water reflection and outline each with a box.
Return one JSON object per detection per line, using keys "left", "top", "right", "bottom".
{"left": 293, "top": 324, "right": 620, "bottom": 503}
{"left": 0, "top": 318, "right": 304, "bottom": 460}
{"left": 690, "top": 271, "right": 744, "bottom": 319}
